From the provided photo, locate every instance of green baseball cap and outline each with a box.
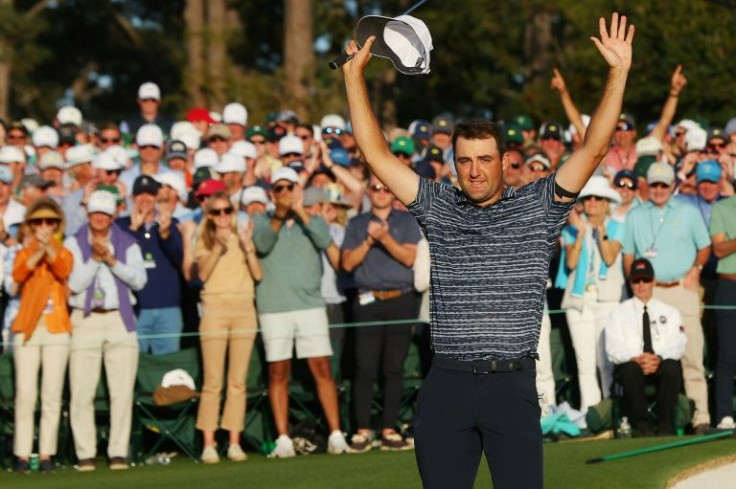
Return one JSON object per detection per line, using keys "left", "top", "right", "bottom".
{"left": 246, "top": 125, "right": 269, "bottom": 140}
{"left": 504, "top": 123, "right": 524, "bottom": 145}
{"left": 391, "top": 136, "right": 415, "bottom": 156}
{"left": 513, "top": 114, "right": 534, "bottom": 131}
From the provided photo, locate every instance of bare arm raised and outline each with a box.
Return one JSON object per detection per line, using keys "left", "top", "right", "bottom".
{"left": 555, "top": 13, "right": 635, "bottom": 200}
{"left": 342, "top": 37, "right": 419, "bottom": 205}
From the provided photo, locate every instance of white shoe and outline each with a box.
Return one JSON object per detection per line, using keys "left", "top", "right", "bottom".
{"left": 327, "top": 430, "right": 349, "bottom": 455}
{"left": 267, "top": 435, "right": 296, "bottom": 459}
{"left": 227, "top": 444, "right": 247, "bottom": 462}
{"left": 201, "top": 445, "right": 220, "bottom": 464}
{"left": 717, "top": 416, "right": 735, "bottom": 430}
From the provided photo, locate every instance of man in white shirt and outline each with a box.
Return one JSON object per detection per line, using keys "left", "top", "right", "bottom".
{"left": 64, "top": 190, "right": 147, "bottom": 471}
{"left": 605, "top": 258, "right": 687, "bottom": 436}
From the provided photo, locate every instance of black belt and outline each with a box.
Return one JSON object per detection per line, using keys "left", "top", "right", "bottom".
{"left": 434, "top": 355, "right": 536, "bottom": 374}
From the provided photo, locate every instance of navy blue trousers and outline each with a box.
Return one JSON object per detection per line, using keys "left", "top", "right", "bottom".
{"left": 414, "top": 363, "right": 542, "bottom": 489}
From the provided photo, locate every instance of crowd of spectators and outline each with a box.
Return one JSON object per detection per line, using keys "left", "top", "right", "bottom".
{"left": 1, "top": 65, "right": 736, "bottom": 473}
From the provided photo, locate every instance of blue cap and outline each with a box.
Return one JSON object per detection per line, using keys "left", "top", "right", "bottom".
{"left": 412, "top": 120, "right": 432, "bottom": 139}
{"left": 329, "top": 147, "right": 350, "bottom": 167}
{"left": 614, "top": 169, "right": 638, "bottom": 188}
{"left": 0, "top": 165, "right": 13, "bottom": 184}
{"left": 696, "top": 160, "right": 722, "bottom": 183}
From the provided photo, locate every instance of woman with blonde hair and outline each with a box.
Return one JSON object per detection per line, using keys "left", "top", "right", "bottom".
{"left": 195, "top": 190, "right": 261, "bottom": 463}
{"left": 11, "top": 197, "right": 73, "bottom": 474}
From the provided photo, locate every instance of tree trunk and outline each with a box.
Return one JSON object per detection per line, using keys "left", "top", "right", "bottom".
{"left": 380, "top": 68, "right": 397, "bottom": 130}
{"left": 206, "top": 0, "right": 227, "bottom": 110}
{"left": 184, "top": 0, "right": 206, "bottom": 108}
{"left": 523, "top": 9, "right": 554, "bottom": 86}
{"left": 0, "top": 0, "right": 13, "bottom": 121}
{"left": 283, "top": 0, "right": 314, "bottom": 121}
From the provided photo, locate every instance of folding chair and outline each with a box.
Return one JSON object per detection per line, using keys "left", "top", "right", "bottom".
{"left": 242, "top": 339, "right": 274, "bottom": 453}
{"left": 610, "top": 378, "right": 693, "bottom": 437}
{"left": 133, "top": 348, "right": 201, "bottom": 462}
{"left": 0, "top": 354, "right": 14, "bottom": 469}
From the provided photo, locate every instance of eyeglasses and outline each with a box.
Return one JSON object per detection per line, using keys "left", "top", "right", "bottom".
{"left": 708, "top": 143, "right": 726, "bottom": 150}
{"left": 616, "top": 124, "right": 634, "bottom": 132}
{"left": 370, "top": 184, "right": 390, "bottom": 193}
{"left": 281, "top": 152, "right": 302, "bottom": 159}
{"left": 649, "top": 182, "right": 670, "bottom": 189}
{"left": 30, "top": 218, "right": 60, "bottom": 226}
{"left": 273, "top": 183, "right": 295, "bottom": 194}
{"left": 616, "top": 180, "right": 636, "bottom": 190}
{"left": 322, "top": 127, "right": 344, "bottom": 136}
{"left": 104, "top": 169, "right": 122, "bottom": 176}
{"left": 100, "top": 137, "right": 121, "bottom": 144}
{"left": 581, "top": 195, "right": 605, "bottom": 202}
{"left": 631, "top": 278, "right": 653, "bottom": 284}
{"left": 250, "top": 138, "right": 266, "bottom": 145}
{"left": 139, "top": 145, "right": 160, "bottom": 150}
{"left": 209, "top": 207, "right": 234, "bottom": 216}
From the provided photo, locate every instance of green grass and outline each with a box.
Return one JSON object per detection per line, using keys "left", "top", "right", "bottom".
{"left": 2, "top": 436, "right": 736, "bottom": 488}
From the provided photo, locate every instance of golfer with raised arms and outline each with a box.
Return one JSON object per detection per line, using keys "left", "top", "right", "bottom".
{"left": 341, "top": 12, "right": 634, "bottom": 489}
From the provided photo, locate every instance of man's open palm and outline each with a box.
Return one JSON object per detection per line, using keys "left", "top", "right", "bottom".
{"left": 591, "top": 13, "right": 634, "bottom": 71}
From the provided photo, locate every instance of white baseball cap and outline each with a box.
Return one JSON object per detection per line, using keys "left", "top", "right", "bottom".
{"left": 578, "top": 176, "right": 621, "bottom": 204}
{"left": 647, "top": 162, "right": 676, "bottom": 186}
{"left": 194, "top": 148, "right": 219, "bottom": 169}
{"left": 635, "top": 136, "right": 663, "bottom": 157}
{"left": 179, "top": 129, "right": 202, "bottom": 150}
{"left": 93, "top": 152, "right": 125, "bottom": 171}
{"left": 56, "top": 106, "right": 83, "bottom": 127}
{"left": 138, "top": 82, "right": 161, "bottom": 101}
{"left": 279, "top": 135, "right": 304, "bottom": 156}
{"left": 155, "top": 172, "right": 187, "bottom": 201}
{"left": 685, "top": 127, "right": 707, "bottom": 152}
{"left": 241, "top": 185, "right": 269, "bottom": 206}
{"left": 104, "top": 145, "right": 130, "bottom": 169}
{"left": 66, "top": 144, "right": 96, "bottom": 167}
{"left": 170, "top": 121, "right": 196, "bottom": 140}
{"left": 87, "top": 190, "right": 117, "bottom": 215}
{"left": 38, "top": 151, "right": 66, "bottom": 170}
{"left": 271, "top": 166, "right": 300, "bottom": 184}
{"left": 217, "top": 153, "right": 246, "bottom": 174}
{"left": 355, "top": 14, "right": 433, "bottom": 75}
{"left": 32, "top": 126, "right": 59, "bottom": 148}
{"left": 222, "top": 103, "right": 248, "bottom": 126}
{"left": 229, "top": 141, "right": 257, "bottom": 160}
{"left": 320, "top": 114, "right": 346, "bottom": 131}
{"left": 136, "top": 124, "right": 164, "bottom": 148}
{"left": 0, "top": 145, "right": 26, "bottom": 164}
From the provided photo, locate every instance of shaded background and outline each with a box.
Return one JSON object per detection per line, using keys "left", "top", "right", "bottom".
{"left": 2, "top": 0, "right": 736, "bottom": 128}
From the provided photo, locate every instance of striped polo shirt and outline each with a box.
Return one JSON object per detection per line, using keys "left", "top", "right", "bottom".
{"left": 407, "top": 174, "right": 573, "bottom": 361}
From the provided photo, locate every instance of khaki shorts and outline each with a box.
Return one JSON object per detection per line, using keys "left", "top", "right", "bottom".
{"left": 259, "top": 307, "right": 332, "bottom": 362}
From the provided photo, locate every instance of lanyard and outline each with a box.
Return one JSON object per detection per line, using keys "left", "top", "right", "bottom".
{"left": 648, "top": 205, "right": 670, "bottom": 251}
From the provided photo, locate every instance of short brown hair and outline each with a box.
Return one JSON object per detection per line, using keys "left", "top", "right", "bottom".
{"left": 451, "top": 119, "right": 506, "bottom": 158}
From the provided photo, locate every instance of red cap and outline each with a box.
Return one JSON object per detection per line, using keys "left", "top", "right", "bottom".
{"left": 195, "top": 178, "right": 227, "bottom": 197}
{"left": 186, "top": 107, "right": 215, "bottom": 124}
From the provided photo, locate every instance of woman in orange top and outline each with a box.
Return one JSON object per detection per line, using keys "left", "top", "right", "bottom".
{"left": 11, "top": 197, "right": 73, "bottom": 474}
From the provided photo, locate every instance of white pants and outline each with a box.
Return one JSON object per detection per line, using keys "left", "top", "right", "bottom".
{"left": 69, "top": 310, "right": 138, "bottom": 459}
{"left": 13, "top": 319, "right": 70, "bottom": 458}
{"left": 536, "top": 313, "right": 555, "bottom": 408}
{"left": 566, "top": 295, "right": 617, "bottom": 413}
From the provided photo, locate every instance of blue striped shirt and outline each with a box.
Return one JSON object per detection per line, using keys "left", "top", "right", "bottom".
{"left": 407, "top": 174, "right": 573, "bottom": 360}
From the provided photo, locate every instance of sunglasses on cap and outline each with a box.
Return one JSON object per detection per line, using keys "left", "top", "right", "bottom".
{"left": 616, "top": 180, "right": 636, "bottom": 190}
{"left": 322, "top": 127, "right": 344, "bottom": 136}
{"left": 100, "top": 137, "right": 120, "bottom": 144}
{"left": 616, "top": 124, "right": 634, "bottom": 131}
{"left": 581, "top": 195, "right": 606, "bottom": 202}
{"left": 273, "top": 183, "right": 295, "bottom": 194}
{"left": 30, "top": 217, "right": 60, "bottom": 226}
{"left": 631, "top": 277, "right": 653, "bottom": 284}
{"left": 370, "top": 184, "right": 390, "bottom": 193}
{"left": 209, "top": 206, "right": 234, "bottom": 216}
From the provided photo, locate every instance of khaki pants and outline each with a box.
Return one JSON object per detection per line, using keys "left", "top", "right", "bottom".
{"left": 196, "top": 300, "right": 257, "bottom": 432}
{"left": 654, "top": 284, "right": 710, "bottom": 425}
{"left": 69, "top": 309, "right": 139, "bottom": 459}
{"left": 536, "top": 313, "right": 555, "bottom": 408}
{"left": 13, "top": 318, "right": 69, "bottom": 457}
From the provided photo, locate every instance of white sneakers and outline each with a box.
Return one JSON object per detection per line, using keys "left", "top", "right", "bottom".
{"left": 201, "top": 445, "right": 220, "bottom": 464}
{"left": 717, "top": 416, "right": 735, "bottom": 430}
{"left": 201, "top": 444, "right": 248, "bottom": 463}
{"left": 268, "top": 434, "right": 296, "bottom": 458}
{"left": 327, "top": 430, "right": 349, "bottom": 455}
{"left": 227, "top": 444, "right": 248, "bottom": 462}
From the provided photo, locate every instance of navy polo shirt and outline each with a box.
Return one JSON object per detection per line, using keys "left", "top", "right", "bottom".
{"left": 407, "top": 174, "right": 573, "bottom": 361}
{"left": 342, "top": 209, "right": 422, "bottom": 290}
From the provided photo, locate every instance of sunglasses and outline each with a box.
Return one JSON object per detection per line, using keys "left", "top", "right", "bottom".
{"left": 139, "top": 145, "right": 160, "bottom": 150}
{"left": 370, "top": 184, "right": 390, "bottom": 193}
{"left": 209, "top": 206, "right": 234, "bottom": 216}
{"left": 649, "top": 182, "right": 670, "bottom": 189}
{"left": 140, "top": 98, "right": 158, "bottom": 103}
{"left": 209, "top": 136, "right": 228, "bottom": 143}
{"left": 281, "top": 152, "right": 302, "bottom": 159}
{"left": 30, "top": 218, "right": 60, "bottom": 226}
{"left": 100, "top": 137, "right": 120, "bottom": 144}
{"left": 616, "top": 180, "right": 636, "bottom": 190}
{"left": 104, "top": 169, "right": 122, "bottom": 176}
{"left": 509, "top": 162, "right": 522, "bottom": 169}
{"left": 581, "top": 195, "right": 605, "bottom": 202}
{"left": 58, "top": 141, "right": 75, "bottom": 147}
{"left": 250, "top": 138, "right": 267, "bottom": 145}
{"left": 529, "top": 165, "right": 548, "bottom": 172}
{"left": 616, "top": 124, "right": 634, "bottom": 132}
{"left": 322, "top": 127, "right": 344, "bottom": 136}
{"left": 7, "top": 133, "right": 25, "bottom": 141}
{"left": 541, "top": 136, "right": 561, "bottom": 141}
{"left": 708, "top": 143, "right": 726, "bottom": 150}
{"left": 674, "top": 131, "right": 686, "bottom": 138}
{"left": 273, "top": 183, "right": 295, "bottom": 194}
{"left": 631, "top": 278, "right": 653, "bottom": 284}
{"left": 394, "top": 152, "right": 412, "bottom": 158}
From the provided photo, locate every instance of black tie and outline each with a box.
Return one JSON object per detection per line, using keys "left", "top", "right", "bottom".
{"left": 642, "top": 305, "right": 654, "bottom": 354}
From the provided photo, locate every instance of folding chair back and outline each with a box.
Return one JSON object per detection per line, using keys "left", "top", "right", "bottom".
{"left": 0, "top": 354, "right": 14, "bottom": 468}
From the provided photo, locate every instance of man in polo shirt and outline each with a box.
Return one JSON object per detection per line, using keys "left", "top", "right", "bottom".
{"left": 65, "top": 190, "right": 147, "bottom": 471}
{"left": 253, "top": 167, "right": 349, "bottom": 457}
{"left": 206, "top": 124, "right": 232, "bottom": 156}
{"left": 120, "top": 82, "right": 173, "bottom": 136}
{"left": 342, "top": 174, "right": 421, "bottom": 452}
{"left": 341, "top": 13, "right": 634, "bottom": 488}
{"left": 121, "top": 124, "right": 172, "bottom": 192}
{"left": 117, "top": 176, "right": 183, "bottom": 355}
{"left": 216, "top": 153, "right": 246, "bottom": 203}
{"left": 710, "top": 193, "right": 736, "bottom": 430}
{"left": 622, "top": 161, "right": 712, "bottom": 432}
{"left": 222, "top": 103, "right": 248, "bottom": 142}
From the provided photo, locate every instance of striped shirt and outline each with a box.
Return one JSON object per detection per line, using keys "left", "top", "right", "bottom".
{"left": 407, "top": 174, "right": 573, "bottom": 360}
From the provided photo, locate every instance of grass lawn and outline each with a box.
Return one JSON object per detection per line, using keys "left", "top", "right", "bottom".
{"left": 2, "top": 436, "right": 735, "bottom": 488}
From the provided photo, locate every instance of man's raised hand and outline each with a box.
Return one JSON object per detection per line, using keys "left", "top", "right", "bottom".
{"left": 341, "top": 36, "right": 376, "bottom": 77}
{"left": 670, "top": 64, "right": 687, "bottom": 94}
{"left": 550, "top": 68, "right": 567, "bottom": 93}
{"left": 590, "top": 13, "right": 634, "bottom": 72}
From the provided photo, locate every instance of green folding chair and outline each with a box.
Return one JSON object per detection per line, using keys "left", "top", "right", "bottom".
{"left": 242, "top": 339, "right": 274, "bottom": 453}
{"left": 0, "top": 354, "right": 15, "bottom": 469}
{"left": 133, "top": 348, "right": 201, "bottom": 462}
